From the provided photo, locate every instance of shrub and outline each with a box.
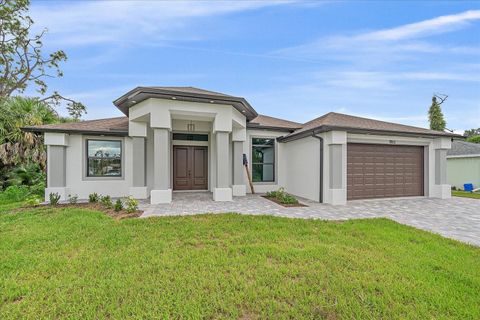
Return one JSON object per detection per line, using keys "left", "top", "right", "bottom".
{"left": 124, "top": 196, "right": 139, "bottom": 213}
{"left": 114, "top": 199, "right": 123, "bottom": 212}
{"left": 266, "top": 187, "right": 299, "bottom": 205}
{"left": 0, "top": 185, "right": 30, "bottom": 203}
{"left": 100, "top": 195, "right": 113, "bottom": 208}
{"left": 265, "top": 190, "right": 277, "bottom": 198}
{"left": 279, "top": 193, "right": 299, "bottom": 204}
{"left": 25, "top": 195, "right": 42, "bottom": 207}
{"left": 68, "top": 194, "right": 78, "bottom": 204}
{"left": 466, "top": 135, "right": 480, "bottom": 143}
{"left": 49, "top": 192, "right": 61, "bottom": 205}
{"left": 89, "top": 193, "right": 99, "bottom": 203}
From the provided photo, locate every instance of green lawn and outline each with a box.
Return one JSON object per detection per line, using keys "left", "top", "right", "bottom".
{"left": 452, "top": 190, "right": 480, "bottom": 199}
{"left": 0, "top": 205, "right": 479, "bottom": 319}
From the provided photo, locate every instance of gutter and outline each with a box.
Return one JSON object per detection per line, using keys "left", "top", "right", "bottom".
{"left": 278, "top": 125, "right": 461, "bottom": 143}
{"left": 312, "top": 132, "right": 324, "bottom": 203}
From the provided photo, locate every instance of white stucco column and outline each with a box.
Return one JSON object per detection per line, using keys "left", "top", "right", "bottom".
{"left": 150, "top": 128, "right": 172, "bottom": 204}
{"left": 213, "top": 131, "right": 233, "bottom": 201}
{"left": 232, "top": 126, "right": 246, "bottom": 197}
{"left": 431, "top": 137, "right": 451, "bottom": 199}
{"left": 44, "top": 132, "right": 69, "bottom": 201}
{"left": 324, "top": 131, "right": 347, "bottom": 205}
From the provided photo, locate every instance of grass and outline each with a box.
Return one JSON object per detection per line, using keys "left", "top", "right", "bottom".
{"left": 452, "top": 190, "right": 480, "bottom": 199}
{"left": 0, "top": 205, "right": 479, "bottom": 319}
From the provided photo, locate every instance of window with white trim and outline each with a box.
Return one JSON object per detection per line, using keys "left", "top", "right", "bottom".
{"left": 86, "top": 140, "right": 122, "bottom": 177}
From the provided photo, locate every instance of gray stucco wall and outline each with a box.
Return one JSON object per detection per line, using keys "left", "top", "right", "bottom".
{"left": 132, "top": 137, "right": 146, "bottom": 187}
{"left": 329, "top": 144, "right": 343, "bottom": 189}
{"left": 435, "top": 149, "right": 447, "bottom": 185}
{"left": 216, "top": 132, "right": 230, "bottom": 188}
{"left": 153, "top": 128, "right": 170, "bottom": 190}
{"left": 47, "top": 145, "right": 66, "bottom": 188}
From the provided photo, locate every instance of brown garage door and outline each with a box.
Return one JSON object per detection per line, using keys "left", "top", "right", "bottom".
{"left": 347, "top": 143, "right": 424, "bottom": 200}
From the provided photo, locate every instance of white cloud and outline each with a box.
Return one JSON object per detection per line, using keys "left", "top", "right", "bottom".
{"left": 30, "top": 1, "right": 291, "bottom": 46}
{"left": 357, "top": 10, "right": 480, "bottom": 41}
{"left": 275, "top": 10, "right": 480, "bottom": 60}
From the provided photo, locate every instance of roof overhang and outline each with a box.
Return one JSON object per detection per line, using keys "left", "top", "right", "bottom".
{"left": 21, "top": 127, "right": 128, "bottom": 136}
{"left": 246, "top": 123, "right": 298, "bottom": 132}
{"left": 277, "top": 125, "right": 462, "bottom": 142}
{"left": 113, "top": 87, "right": 258, "bottom": 121}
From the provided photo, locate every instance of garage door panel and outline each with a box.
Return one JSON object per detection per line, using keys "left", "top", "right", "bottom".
{"left": 347, "top": 143, "right": 424, "bottom": 200}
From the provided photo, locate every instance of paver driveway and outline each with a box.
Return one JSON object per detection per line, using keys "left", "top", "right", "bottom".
{"left": 140, "top": 193, "right": 480, "bottom": 246}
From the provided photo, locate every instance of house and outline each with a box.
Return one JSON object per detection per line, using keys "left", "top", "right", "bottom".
{"left": 447, "top": 140, "right": 480, "bottom": 190}
{"left": 24, "top": 86, "right": 458, "bottom": 205}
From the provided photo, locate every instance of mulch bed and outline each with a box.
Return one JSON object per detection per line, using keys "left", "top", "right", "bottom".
{"left": 12, "top": 203, "right": 143, "bottom": 220}
{"left": 262, "top": 196, "right": 307, "bottom": 208}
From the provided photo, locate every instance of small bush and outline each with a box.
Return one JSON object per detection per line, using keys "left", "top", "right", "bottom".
{"left": 89, "top": 193, "right": 99, "bottom": 203}
{"left": 0, "top": 185, "right": 31, "bottom": 203}
{"left": 25, "top": 195, "right": 42, "bottom": 207}
{"left": 114, "top": 199, "right": 123, "bottom": 212}
{"left": 265, "top": 190, "right": 277, "bottom": 198}
{"left": 49, "top": 192, "right": 61, "bottom": 205}
{"left": 68, "top": 194, "right": 78, "bottom": 204}
{"left": 124, "top": 196, "right": 139, "bottom": 213}
{"left": 279, "top": 194, "right": 299, "bottom": 204}
{"left": 266, "top": 187, "right": 299, "bottom": 204}
{"left": 100, "top": 195, "right": 113, "bottom": 208}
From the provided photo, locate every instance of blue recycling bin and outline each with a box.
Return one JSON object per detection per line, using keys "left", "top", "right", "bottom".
{"left": 464, "top": 183, "right": 474, "bottom": 192}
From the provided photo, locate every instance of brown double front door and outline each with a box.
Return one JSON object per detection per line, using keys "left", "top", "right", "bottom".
{"left": 173, "top": 146, "right": 208, "bottom": 190}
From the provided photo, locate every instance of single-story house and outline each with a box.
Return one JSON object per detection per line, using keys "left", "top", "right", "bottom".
{"left": 447, "top": 140, "right": 480, "bottom": 190}
{"left": 24, "top": 86, "right": 458, "bottom": 205}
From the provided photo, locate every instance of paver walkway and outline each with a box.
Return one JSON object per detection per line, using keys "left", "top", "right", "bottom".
{"left": 140, "top": 193, "right": 480, "bottom": 246}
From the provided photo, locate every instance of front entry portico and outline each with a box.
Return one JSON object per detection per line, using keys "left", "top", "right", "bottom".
{"left": 128, "top": 96, "right": 248, "bottom": 204}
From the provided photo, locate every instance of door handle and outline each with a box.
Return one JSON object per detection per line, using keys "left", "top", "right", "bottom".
{"left": 188, "top": 170, "right": 191, "bottom": 177}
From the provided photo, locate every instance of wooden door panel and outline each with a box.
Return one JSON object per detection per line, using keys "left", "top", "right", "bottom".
{"left": 173, "top": 146, "right": 191, "bottom": 190}
{"left": 192, "top": 147, "right": 208, "bottom": 190}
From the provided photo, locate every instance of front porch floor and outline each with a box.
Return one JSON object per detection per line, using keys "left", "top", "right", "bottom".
{"left": 139, "top": 192, "right": 480, "bottom": 246}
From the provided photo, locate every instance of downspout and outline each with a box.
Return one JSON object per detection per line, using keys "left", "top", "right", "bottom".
{"left": 312, "top": 132, "right": 324, "bottom": 203}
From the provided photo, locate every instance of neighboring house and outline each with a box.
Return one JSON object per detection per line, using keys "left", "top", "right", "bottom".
{"left": 447, "top": 140, "right": 480, "bottom": 190}
{"left": 24, "top": 86, "right": 459, "bottom": 205}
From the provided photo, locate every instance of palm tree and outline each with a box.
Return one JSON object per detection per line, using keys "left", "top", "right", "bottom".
{"left": 0, "top": 97, "right": 61, "bottom": 188}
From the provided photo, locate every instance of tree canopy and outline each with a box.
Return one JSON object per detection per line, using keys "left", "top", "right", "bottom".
{"left": 0, "top": 0, "right": 85, "bottom": 118}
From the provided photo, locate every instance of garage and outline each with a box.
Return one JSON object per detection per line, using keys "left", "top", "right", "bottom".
{"left": 347, "top": 143, "right": 424, "bottom": 200}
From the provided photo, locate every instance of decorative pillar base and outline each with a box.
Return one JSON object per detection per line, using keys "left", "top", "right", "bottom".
{"left": 432, "top": 184, "right": 451, "bottom": 199}
{"left": 129, "top": 187, "right": 148, "bottom": 199}
{"left": 213, "top": 187, "right": 232, "bottom": 201}
{"left": 45, "top": 187, "right": 69, "bottom": 202}
{"left": 232, "top": 185, "right": 246, "bottom": 197}
{"left": 150, "top": 189, "right": 172, "bottom": 204}
{"left": 328, "top": 189, "right": 347, "bottom": 205}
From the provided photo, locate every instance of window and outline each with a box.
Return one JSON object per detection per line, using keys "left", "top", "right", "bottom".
{"left": 86, "top": 140, "right": 122, "bottom": 177}
{"left": 172, "top": 133, "right": 208, "bottom": 141}
{"left": 251, "top": 138, "right": 275, "bottom": 182}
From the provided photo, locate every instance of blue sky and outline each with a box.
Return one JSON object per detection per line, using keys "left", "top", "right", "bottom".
{"left": 29, "top": 1, "right": 480, "bottom": 133}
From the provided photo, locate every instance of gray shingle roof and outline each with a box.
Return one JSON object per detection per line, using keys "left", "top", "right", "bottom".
{"left": 279, "top": 112, "right": 460, "bottom": 141}
{"left": 248, "top": 114, "right": 302, "bottom": 131}
{"left": 447, "top": 140, "right": 480, "bottom": 156}
{"left": 23, "top": 117, "right": 129, "bottom": 135}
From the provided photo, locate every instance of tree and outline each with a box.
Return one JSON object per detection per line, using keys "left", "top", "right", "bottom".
{"left": 466, "top": 135, "right": 480, "bottom": 144}
{"left": 464, "top": 128, "right": 480, "bottom": 138}
{"left": 0, "top": 96, "right": 64, "bottom": 189}
{"left": 0, "top": 0, "right": 86, "bottom": 118}
{"left": 428, "top": 95, "right": 447, "bottom": 131}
